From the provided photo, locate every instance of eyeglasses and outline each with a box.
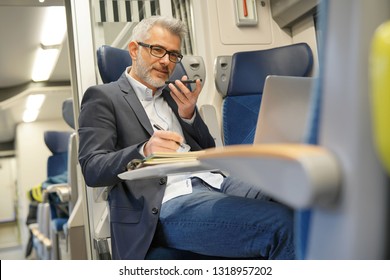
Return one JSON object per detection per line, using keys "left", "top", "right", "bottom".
{"left": 137, "top": 42, "right": 183, "bottom": 63}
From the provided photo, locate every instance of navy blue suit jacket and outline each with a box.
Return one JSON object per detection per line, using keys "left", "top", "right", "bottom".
{"left": 78, "top": 73, "right": 215, "bottom": 259}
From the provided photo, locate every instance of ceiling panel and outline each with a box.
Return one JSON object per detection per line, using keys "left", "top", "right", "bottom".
{"left": 0, "top": 1, "right": 72, "bottom": 145}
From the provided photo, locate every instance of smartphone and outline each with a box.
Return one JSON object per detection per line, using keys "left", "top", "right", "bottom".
{"left": 165, "top": 79, "right": 202, "bottom": 85}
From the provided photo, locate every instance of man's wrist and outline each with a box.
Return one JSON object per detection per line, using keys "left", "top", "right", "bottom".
{"left": 181, "top": 110, "right": 196, "bottom": 124}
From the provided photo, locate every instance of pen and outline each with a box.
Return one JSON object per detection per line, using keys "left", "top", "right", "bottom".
{"left": 164, "top": 79, "right": 202, "bottom": 85}
{"left": 153, "top": 124, "right": 189, "bottom": 151}
{"left": 153, "top": 124, "right": 166, "bottom": 131}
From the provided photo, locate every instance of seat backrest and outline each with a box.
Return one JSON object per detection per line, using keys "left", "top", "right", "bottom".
{"left": 61, "top": 98, "right": 78, "bottom": 212}
{"left": 62, "top": 98, "right": 75, "bottom": 130}
{"left": 43, "top": 131, "right": 71, "bottom": 221}
{"left": 44, "top": 131, "right": 71, "bottom": 178}
{"left": 219, "top": 43, "right": 313, "bottom": 145}
{"left": 97, "top": 45, "right": 132, "bottom": 84}
{"left": 54, "top": 98, "right": 88, "bottom": 259}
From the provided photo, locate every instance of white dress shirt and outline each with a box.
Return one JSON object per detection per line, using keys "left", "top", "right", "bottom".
{"left": 125, "top": 67, "right": 224, "bottom": 203}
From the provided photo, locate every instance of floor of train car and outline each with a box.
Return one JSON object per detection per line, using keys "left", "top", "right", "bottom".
{"left": 0, "top": 245, "right": 31, "bottom": 260}
{"left": 1, "top": 237, "right": 72, "bottom": 260}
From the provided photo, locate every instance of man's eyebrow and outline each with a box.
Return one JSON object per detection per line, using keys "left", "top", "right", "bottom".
{"left": 153, "top": 43, "right": 181, "bottom": 53}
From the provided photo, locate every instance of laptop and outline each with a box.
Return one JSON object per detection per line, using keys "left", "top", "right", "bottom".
{"left": 253, "top": 75, "right": 315, "bottom": 144}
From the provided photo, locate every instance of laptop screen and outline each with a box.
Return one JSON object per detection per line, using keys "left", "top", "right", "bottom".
{"left": 253, "top": 75, "right": 314, "bottom": 144}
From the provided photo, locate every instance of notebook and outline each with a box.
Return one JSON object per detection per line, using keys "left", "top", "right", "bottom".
{"left": 253, "top": 75, "right": 315, "bottom": 144}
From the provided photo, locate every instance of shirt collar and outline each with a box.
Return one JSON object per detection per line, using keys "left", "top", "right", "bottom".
{"left": 125, "top": 66, "right": 163, "bottom": 101}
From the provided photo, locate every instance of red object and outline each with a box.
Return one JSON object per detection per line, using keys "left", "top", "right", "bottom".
{"left": 243, "top": 0, "right": 248, "bottom": 17}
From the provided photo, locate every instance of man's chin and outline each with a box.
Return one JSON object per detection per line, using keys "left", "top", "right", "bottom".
{"left": 153, "top": 77, "right": 168, "bottom": 88}
{"left": 147, "top": 79, "right": 165, "bottom": 89}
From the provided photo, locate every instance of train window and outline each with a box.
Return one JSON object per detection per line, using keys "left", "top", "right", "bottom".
{"left": 90, "top": 0, "right": 194, "bottom": 55}
{"left": 94, "top": 0, "right": 161, "bottom": 22}
{"left": 171, "top": 0, "right": 194, "bottom": 55}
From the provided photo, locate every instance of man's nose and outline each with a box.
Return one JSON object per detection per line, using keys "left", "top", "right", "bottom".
{"left": 159, "top": 53, "right": 171, "bottom": 64}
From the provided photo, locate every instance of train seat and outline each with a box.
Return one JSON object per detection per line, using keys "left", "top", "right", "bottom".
{"left": 215, "top": 43, "right": 313, "bottom": 145}
{"left": 43, "top": 131, "right": 70, "bottom": 179}
{"left": 30, "top": 130, "right": 71, "bottom": 259}
{"left": 45, "top": 98, "right": 88, "bottom": 260}
{"left": 33, "top": 98, "right": 89, "bottom": 260}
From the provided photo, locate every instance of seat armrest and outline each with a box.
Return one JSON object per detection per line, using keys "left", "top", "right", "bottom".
{"left": 198, "top": 144, "right": 341, "bottom": 208}
{"left": 46, "top": 183, "right": 71, "bottom": 202}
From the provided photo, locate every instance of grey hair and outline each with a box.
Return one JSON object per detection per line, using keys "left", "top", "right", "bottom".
{"left": 130, "top": 15, "right": 187, "bottom": 42}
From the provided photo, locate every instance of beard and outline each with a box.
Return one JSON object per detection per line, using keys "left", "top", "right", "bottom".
{"left": 134, "top": 51, "right": 170, "bottom": 88}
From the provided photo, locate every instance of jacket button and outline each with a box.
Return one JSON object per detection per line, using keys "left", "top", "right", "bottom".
{"left": 152, "top": 207, "right": 159, "bottom": 215}
{"left": 159, "top": 178, "right": 166, "bottom": 185}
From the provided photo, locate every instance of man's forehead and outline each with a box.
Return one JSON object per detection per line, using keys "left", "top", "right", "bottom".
{"left": 146, "top": 26, "right": 181, "bottom": 50}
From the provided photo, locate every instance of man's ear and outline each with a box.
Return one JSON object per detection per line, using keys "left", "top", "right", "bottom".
{"left": 128, "top": 41, "right": 138, "bottom": 61}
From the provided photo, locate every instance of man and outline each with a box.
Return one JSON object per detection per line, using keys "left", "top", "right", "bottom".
{"left": 78, "top": 15, "right": 295, "bottom": 260}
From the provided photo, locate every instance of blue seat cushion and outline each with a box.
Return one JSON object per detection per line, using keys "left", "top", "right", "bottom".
{"left": 223, "top": 95, "right": 262, "bottom": 145}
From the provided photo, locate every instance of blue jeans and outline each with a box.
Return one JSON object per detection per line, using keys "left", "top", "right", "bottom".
{"left": 153, "top": 176, "right": 295, "bottom": 260}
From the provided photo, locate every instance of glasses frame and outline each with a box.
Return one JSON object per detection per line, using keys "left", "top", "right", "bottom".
{"left": 137, "top": 42, "right": 183, "bottom": 63}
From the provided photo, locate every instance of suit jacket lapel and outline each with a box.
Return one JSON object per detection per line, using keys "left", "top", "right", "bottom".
{"left": 117, "top": 74, "right": 154, "bottom": 135}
